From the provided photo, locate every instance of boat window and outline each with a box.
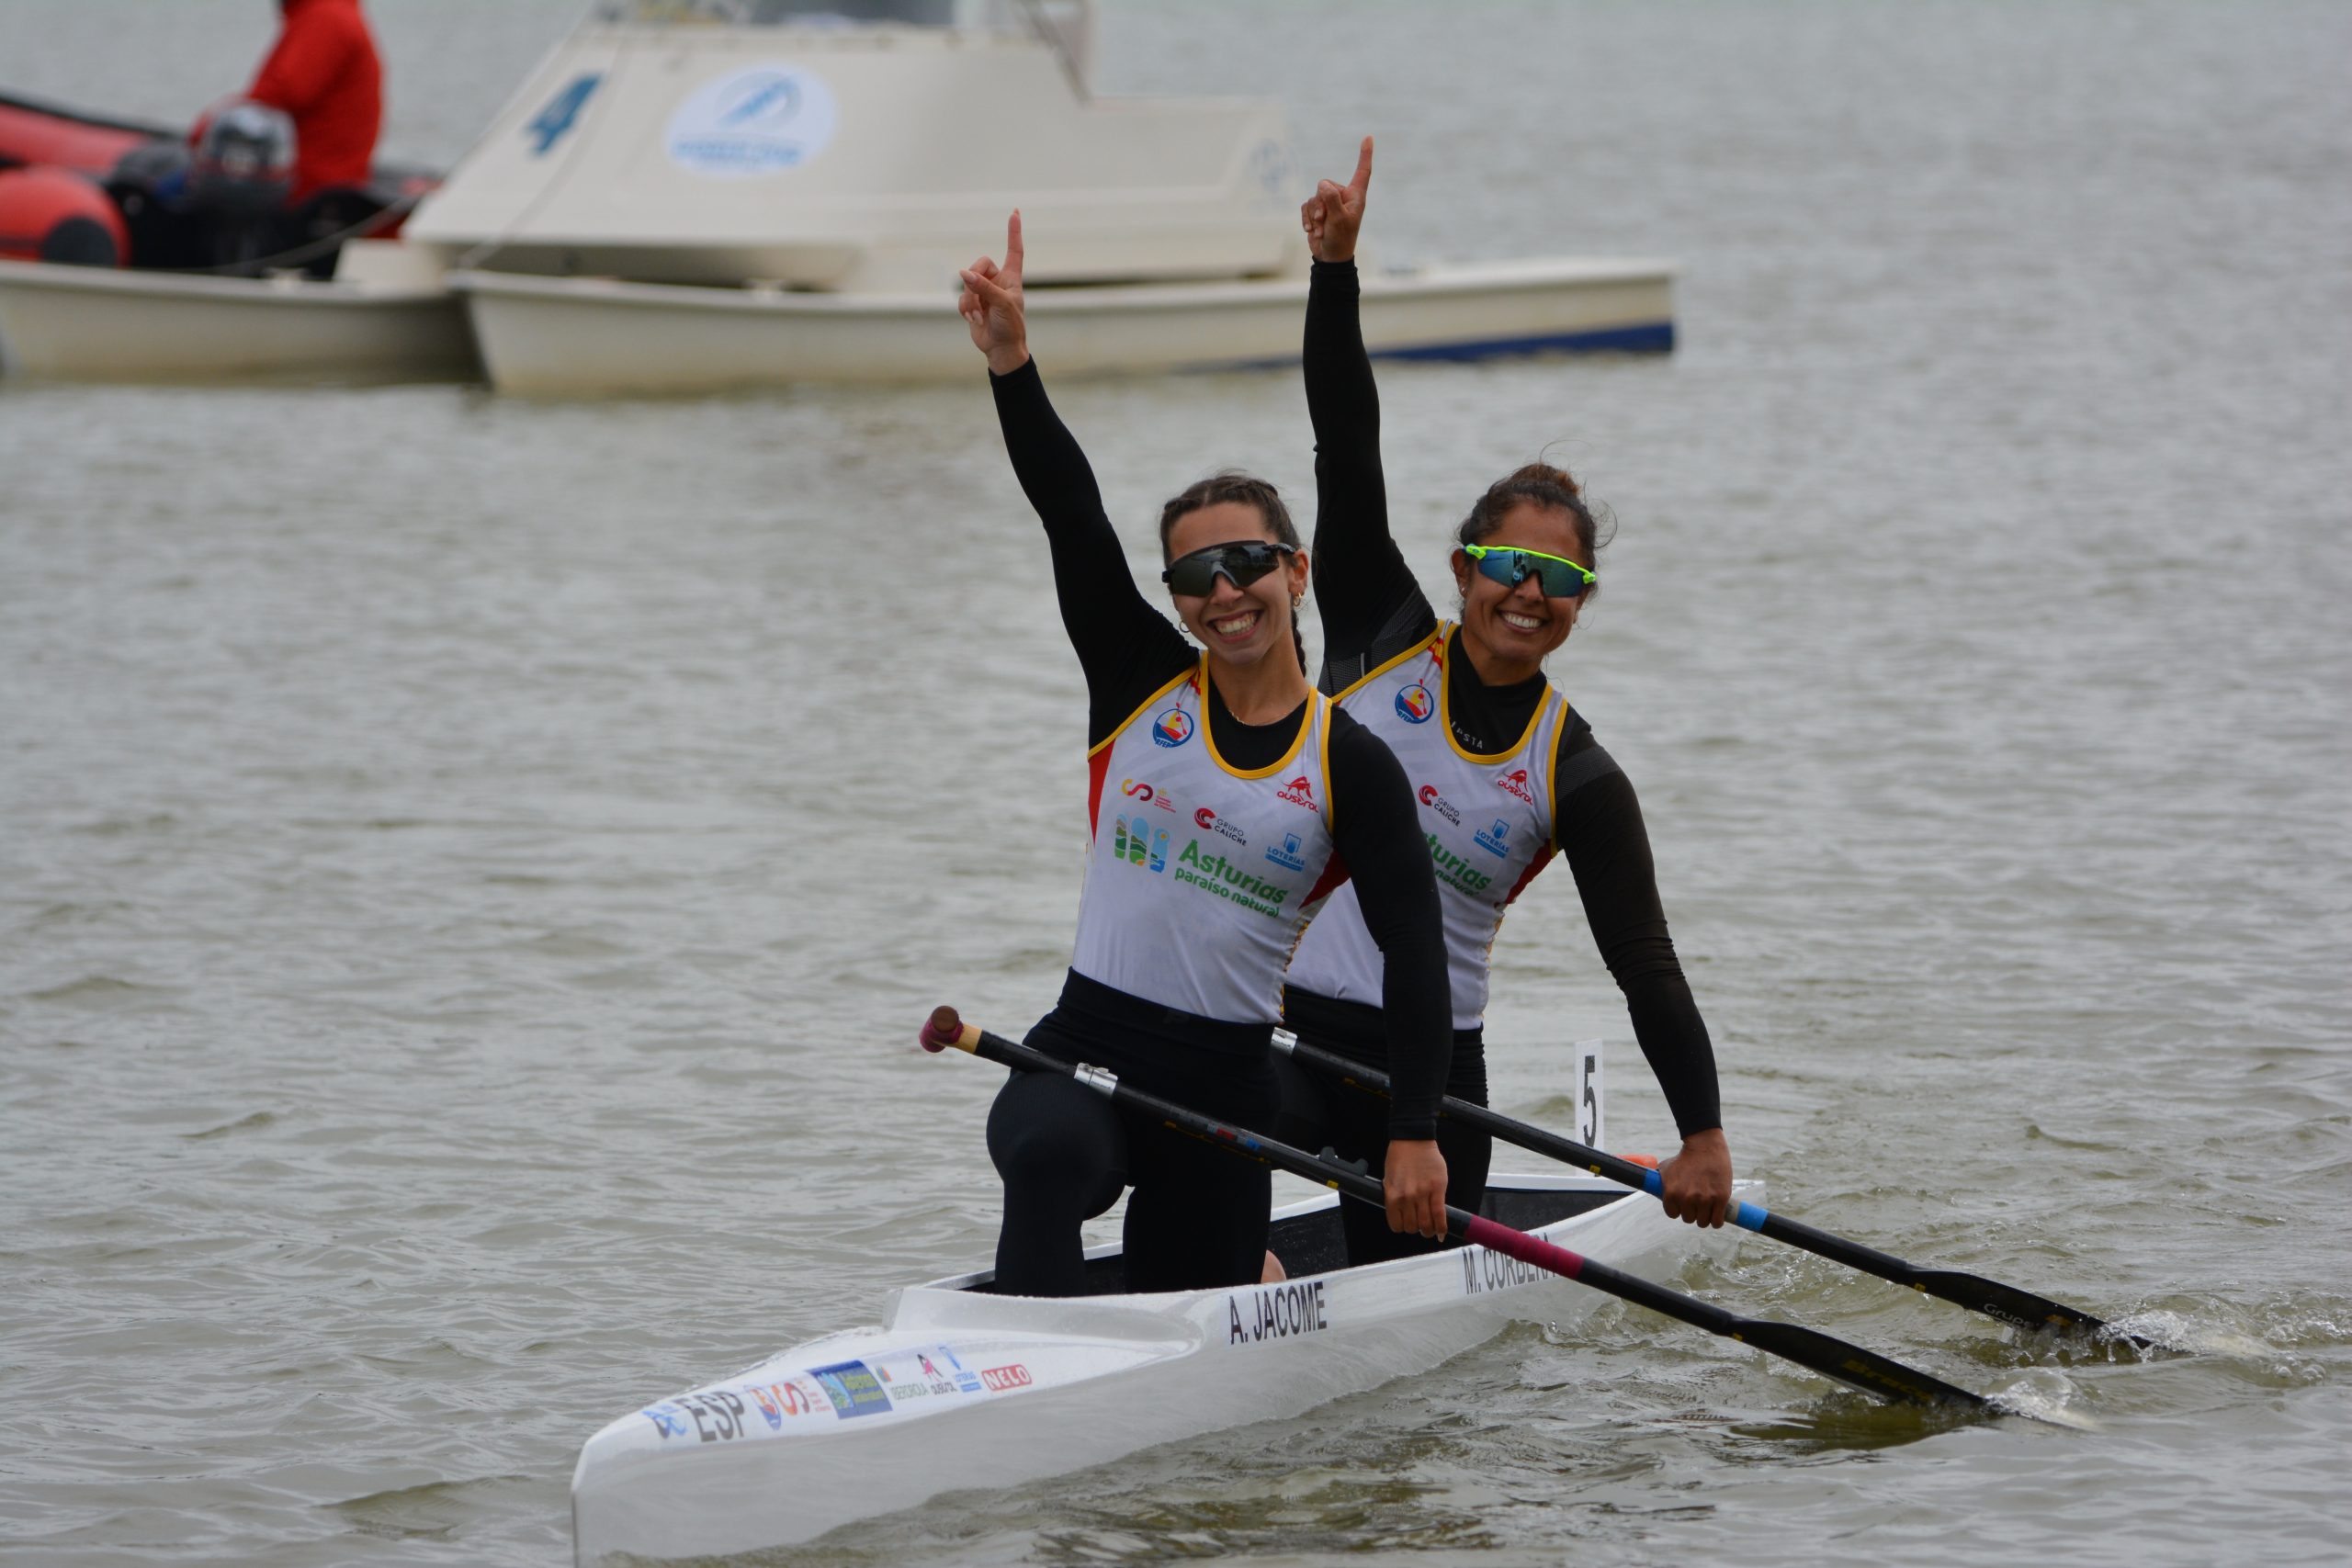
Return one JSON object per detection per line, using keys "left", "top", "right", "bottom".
{"left": 599, "top": 0, "right": 957, "bottom": 26}
{"left": 598, "top": 0, "right": 1088, "bottom": 37}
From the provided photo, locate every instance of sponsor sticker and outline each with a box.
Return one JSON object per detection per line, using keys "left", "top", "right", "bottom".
{"left": 1262, "top": 830, "right": 1306, "bottom": 873}
{"left": 980, "top": 1363, "right": 1034, "bottom": 1392}
{"left": 1276, "top": 774, "right": 1317, "bottom": 811}
{"left": 1498, "top": 767, "right": 1537, "bottom": 805}
{"left": 1227, "top": 1279, "right": 1331, "bottom": 1346}
{"left": 666, "top": 64, "right": 838, "bottom": 178}
{"left": 809, "top": 1359, "right": 893, "bottom": 1419}
{"left": 1419, "top": 784, "right": 1464, "bottom": 827}
{"left": 1111, "top": 816, "right": 1171, "bottom": 872}
{"left": 930, "top": 1345, "right": 986, "bottom": 1393}
{"left": 1122, "top": 778, "right": 1177, "bottom": 810}
{"left": 746, "top": 1379, "right": 827, "bottom": 1429}
{"left": 656, "top": 1389, "right": 753, "bottom": 1443}
{"left": 1427, "top": 833, "right": 1494, "bottom": 894}
{"left": 1396, "top": 682, "right": 1435, "bottom": 723}
{"left": 1194, "top": 807, "right": 1249, "bottom": 846}
{"left": 1176, "top": 840, "right": 1293, "bottom": 918}
{"left": 1152, "top": 709, "right": 1196, "bottom": 748}
{"left": 1474, "top": 818, "right": 1512, "bottom": 857}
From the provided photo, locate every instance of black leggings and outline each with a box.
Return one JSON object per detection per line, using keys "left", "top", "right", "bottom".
{"left": 1272, "top": 1032, "right": 1491, "bottom": 1268}
{"left": 985, "top": 980, "right": 1276, "bottom": 1297}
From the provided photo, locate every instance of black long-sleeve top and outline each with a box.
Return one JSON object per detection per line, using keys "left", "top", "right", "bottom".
{"left": 989, "top": 357, "right": 1455, "bottom": 1136}
{"left": 1296, "top": 260, "right": 1723, "bottom": 1139}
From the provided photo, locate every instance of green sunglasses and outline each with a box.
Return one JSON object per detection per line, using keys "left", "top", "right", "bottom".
{"left": 1464, "top": 543, "right": 1596, "bottom": 599}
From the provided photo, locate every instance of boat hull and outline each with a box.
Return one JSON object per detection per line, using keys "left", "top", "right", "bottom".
{"left": 0, "top": 256, "right": 477, "bottom": 385}
{"left": 571, "top": 1172, "right": 1751, "bottom": 1564}
{"left": 455, "top": 257, "right": 1675, "bottom": 396}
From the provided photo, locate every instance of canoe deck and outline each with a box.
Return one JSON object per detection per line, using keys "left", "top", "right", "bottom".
{"left": 572, "top": 1172, "right": 1754, "bottom": 1564}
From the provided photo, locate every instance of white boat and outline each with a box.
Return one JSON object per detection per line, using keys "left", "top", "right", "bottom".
{"left": 0, "top": 242, "right": 475, "bottom": 385}
{"left": 0, "top": 89, "right": 476, "bottom": 385}
{"left": 455, "top": 255, "right": 1674, "bottom": 395}
{"left": 408, "top": 0, "right": 1671, "bottom": 395}
{"left": 3, "top": 1, "right": 1674, "bottom": 390}
{"left": 571, "top": 1168, "right": 1756, "bottom": 1565}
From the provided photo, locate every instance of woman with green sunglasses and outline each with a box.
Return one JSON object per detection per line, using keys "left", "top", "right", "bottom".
{"left": 952, "top": 213, "right": 1457, "bottom": 1298}
{"left": 1273, "top": 140, "right": 1735, "bottom": 1271}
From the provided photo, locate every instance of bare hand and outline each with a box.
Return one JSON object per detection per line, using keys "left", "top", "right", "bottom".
{"left": 1300, "top": 136, "right": 1373, "bottom": 263}
{"left": 1383, "top": 1136, "right": 1448, "bottom": 1238}
{"left": 958, "top": 210, "right": 1029, "bottom": 374}
{"left": 1658, "top": 1127, "right": 1734, "bottom": 1227}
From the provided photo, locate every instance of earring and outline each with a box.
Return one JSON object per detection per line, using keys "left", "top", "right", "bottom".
{"left": 1292, "top": 594, "right": 1304, "bottom": 612}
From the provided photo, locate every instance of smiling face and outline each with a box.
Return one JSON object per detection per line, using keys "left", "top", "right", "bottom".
{"left": 1163, "top": 501, "right": 1309, "bottom": 672}
{"left": 1451, "top": 502, "right": 1586, "bottom": 682}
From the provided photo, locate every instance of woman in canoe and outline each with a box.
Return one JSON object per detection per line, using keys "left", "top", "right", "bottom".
{"left": 1277, "top": 141, "right": 1735, "bottom": 1268}
{"left": 956, "top": 213, "right": 1455, "bottom": 1298}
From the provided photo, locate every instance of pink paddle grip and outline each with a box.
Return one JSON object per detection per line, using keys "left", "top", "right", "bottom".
{"left": 1461, "top": 1215, "right": 1585, "bottom": 1280}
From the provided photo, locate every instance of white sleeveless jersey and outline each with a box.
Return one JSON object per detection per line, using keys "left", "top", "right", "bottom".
{"left": 1071, "top": 662, "right": 1348, "bottom": 1023}
{"left": 1285, "top": 623, "right": 1568, "bottom": 1029}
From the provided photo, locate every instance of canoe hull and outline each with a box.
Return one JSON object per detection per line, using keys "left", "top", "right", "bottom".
{"left": 572, "top": 1172, "right": 1751, "bottom": 1564}
{"left": 0, "top": 255, "right": 477, "bottom": 385}
{"left": 455, "top": 257, "right": 1675, "bottom": 397}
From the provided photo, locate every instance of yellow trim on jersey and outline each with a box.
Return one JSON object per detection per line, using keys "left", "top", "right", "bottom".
{"left": 1317, "top": 699, "right": 1336, "bottom": 832}
{"left": 1544, "top": 689, "right": 1572, "bottom": 851}
{"left": 1436, "top": 622, "right": 1551, "bottom": 764}
{"left": 1203, "top": 668, "right": 1317, "bottom": 781}
{"left": 1084, "top": 666, "right": 1199, "bottom": 760}
{"left": 1331, "top": 625, "right": 1445, "bottom": 703}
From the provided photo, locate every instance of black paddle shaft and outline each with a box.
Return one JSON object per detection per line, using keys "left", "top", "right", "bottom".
{"left": 923, "top": 1008, "right": 1996, "bottom": 1413}
{"left": 1273, "top": 1031, "right": 2151, "bottom": 1350}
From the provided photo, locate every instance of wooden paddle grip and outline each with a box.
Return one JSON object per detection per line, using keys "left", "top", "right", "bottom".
{"left": 920, "top": 1005, "right": 981, "bottom": 1054}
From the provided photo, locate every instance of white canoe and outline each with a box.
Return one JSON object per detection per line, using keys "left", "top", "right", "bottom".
{"left": 455, "top": 256, "right": 1675, "bottom": 397}
{"left": 571, "top": 1168, "right": 1756, "bottom": 1565}
{"left": 0, "top": 243, "right": 478, "bottom": 385}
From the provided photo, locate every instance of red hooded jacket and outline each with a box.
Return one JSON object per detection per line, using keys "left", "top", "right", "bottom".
{"left": 244, "top": 0, "right": 382, "bottom": 200}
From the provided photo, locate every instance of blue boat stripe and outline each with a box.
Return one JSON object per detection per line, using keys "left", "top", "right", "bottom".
{"left": 1205, "top": 320, "right": 1674, "bottom": 374}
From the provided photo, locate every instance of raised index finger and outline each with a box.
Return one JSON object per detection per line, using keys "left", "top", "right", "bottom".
{"left": 1346, "top": 135, "right": 1374, "bottom": 201}
{"left": 1004, "top": 209, "right": 1024, "bottom": 279}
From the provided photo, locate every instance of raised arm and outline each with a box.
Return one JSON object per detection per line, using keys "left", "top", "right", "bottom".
{"left": 1551, "top": 728, "right": 1733, "bottom": 1226}
{"left": 1300, "top": 138, "right": 1434, "bottom": 686}
{"left": 964, "top": 216, "right": 1193, "bottom": 740}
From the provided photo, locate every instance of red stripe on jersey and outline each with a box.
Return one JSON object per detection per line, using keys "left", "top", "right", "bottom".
{"left": 1500, "top": 843, "right": 1555, "bottom": 907}
{"left": 1302, "top": 851, "right": 1352, "bottom": 910}
{"left": 1086, "top": 744, "right": 1114, "bottom": 836}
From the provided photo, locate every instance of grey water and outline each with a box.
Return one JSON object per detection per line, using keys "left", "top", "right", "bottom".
{"left": 4, "top": 1, "right": 2348, "bottom": 1563}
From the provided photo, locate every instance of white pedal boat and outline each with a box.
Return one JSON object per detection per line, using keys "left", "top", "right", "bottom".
{"left": 453, "top": 255, "right": 1674, "bottom": 396}
{"left": 571, "top": 1168, "right": 1757, "bottom": 1565}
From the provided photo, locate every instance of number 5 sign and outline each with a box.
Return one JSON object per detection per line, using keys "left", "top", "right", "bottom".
{"left": 1573, "top": 1039, "right": 1603, "bottom": 1150}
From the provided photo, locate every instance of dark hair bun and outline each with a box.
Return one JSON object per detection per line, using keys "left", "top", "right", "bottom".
{"left": 1502, "top": 461, "right": 1581, "bottom": 501}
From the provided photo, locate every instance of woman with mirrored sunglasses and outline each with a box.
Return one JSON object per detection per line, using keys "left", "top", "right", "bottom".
{"left": 1272, "top": 140, "right": 1735, "bottom": 1271}
{"left": 954, "top": 213, "right": 1456, "bottom": 1299}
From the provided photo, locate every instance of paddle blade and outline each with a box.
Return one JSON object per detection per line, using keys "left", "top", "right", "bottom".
{"left": 1729, "top": 1319, "right": 1991, "bottom": 1411}
{"left": 1905, "top": 1269, "right": 2154, "bottom": 1349}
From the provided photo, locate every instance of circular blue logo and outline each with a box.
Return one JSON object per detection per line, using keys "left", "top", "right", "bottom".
{"left": 1151, "top": 709, "right": 1195, "bottom": 748}
{"left": 1395, "top": 683, "right": 1435, "bottom": 724}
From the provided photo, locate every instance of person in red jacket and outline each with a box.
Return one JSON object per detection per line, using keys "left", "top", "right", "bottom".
{"left": 242, "top": 0, "right": 382, "bottom": 203}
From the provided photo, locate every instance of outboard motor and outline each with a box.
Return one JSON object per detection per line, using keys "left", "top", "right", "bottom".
{"left": 0, "top": 165, "right": 130, "bottom": 266}
{"left": 189, "top": 100, "right": 295, "bottom": 267}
